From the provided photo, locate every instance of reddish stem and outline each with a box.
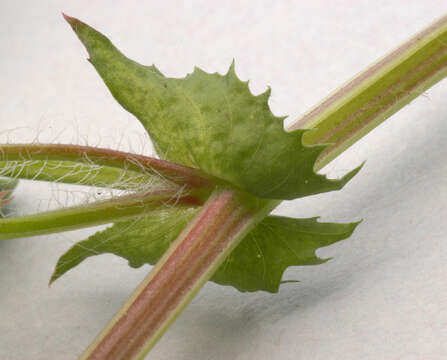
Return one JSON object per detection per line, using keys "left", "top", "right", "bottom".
{"left": 80, "top": 189, "right": 275, "bottom": 360}
{"left": 0, "top": 143, "right": 213, "bottom": 189}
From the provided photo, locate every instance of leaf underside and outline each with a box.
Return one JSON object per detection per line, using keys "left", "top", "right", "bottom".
{"left": 51, "top": 208, "right": 358, "bottom": 293}
{"left": 65, "top": 16, "right": 360, "bottom": 200}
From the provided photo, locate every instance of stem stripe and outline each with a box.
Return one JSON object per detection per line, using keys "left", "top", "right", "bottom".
{"left": 290, "top": 14, "right": 447, "bottom": 168}
{"left": 80, "top": 189, "right": 278, "bottom": 360}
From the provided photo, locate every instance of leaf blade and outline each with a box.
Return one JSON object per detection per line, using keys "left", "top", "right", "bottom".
{"left": 51, "top": 208, "right": 359, "bottom": 293}
{"left": 64, "top": 15, "right": 360, "bottom": 200}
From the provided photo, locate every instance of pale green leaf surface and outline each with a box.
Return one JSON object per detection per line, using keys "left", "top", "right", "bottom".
{"left": 51, "top": 207, "right": 358, "bottom": 293}
{"left": 65, "top": 16, "right": 360, "bottom": 200}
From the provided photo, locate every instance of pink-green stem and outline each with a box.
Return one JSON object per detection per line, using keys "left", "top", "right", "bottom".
{"left": 0, "top": 143, "right": 213, "bottom": 189}
{"left": 79, "top": 188, "right": 278, "bottom": 360}
{"left": 0, "top": 158, "right": 148, "bottom": 191}
{"left": 290, "top": 14, "right": 447, "bottom": 169}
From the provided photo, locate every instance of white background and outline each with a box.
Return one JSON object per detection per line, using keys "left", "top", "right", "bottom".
{"left": 1, "top": 1, "right": 447, "bottom": 359}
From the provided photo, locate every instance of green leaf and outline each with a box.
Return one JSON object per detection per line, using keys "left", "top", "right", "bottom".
{"left": 50, "top": 208, "right": 196, "bottom": 284}
{"left": 50, "top": 208, "right": 359, "bottom": 293}
{"left": 64, "top": 15, "right": 360, "bottom": 200}
{"left": 214, "top": 215, "right": 359, "bottom": 292}
{"left": 0, "top": 178, "right": 18, "bottom": 216}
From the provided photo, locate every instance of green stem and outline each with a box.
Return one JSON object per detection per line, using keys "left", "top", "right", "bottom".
{"left": 79, "top": 188, "right": 279, "bottom": 360}
{"left": 0, "top": 189, "right": 203, "bottom": 240}
{"left": 0, "top": 144, "right": 214, "bottom": 189}
{"left": 290, "top": 14, "right": 447, "bottom": 169}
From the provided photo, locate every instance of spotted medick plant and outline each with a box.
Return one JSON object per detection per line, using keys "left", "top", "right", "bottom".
{"left": 1, "top": 13, "right": 447, "bottom": 360}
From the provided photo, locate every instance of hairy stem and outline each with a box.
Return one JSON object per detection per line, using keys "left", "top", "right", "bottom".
{"left": 79, "top": 188, "right": 279, "bottom": 360}
{"left": 290, "top": 14, "right": 447, "bottom": 169}
{"left": 0, "top": 160, "right": 152, "bottom": 191}
{"left": 0, "top": 189, "right": 203, "bottom": 240}
{"left": 0, "top": 144, "right": 214, "bottom": 189}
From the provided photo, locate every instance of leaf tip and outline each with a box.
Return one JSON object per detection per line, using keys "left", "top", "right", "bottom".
{"left": 61, "top": 12, "right": 74, "bottom": 25}
{"left": 62, "top": 13, "right": 115, "bottom": 62}
{"left": 192, "top": 65, "right": 206, "bottom": 76}
{"left": 48, "top": 273, "right": 58, "bottom": 287}
{"left": 228, "top": 58, "right": 236, "bottom": 74}
{"left": 338, "top": 160, "right": 365, "bottom": 188}
{"left": 62, "top": 12, "right": 84, "bottom": 34}
{"left": 257, "top": 86, "right": 271, "bottom": 101}
{"left": 350, "top": 218, "right": 363, "bottom": 233}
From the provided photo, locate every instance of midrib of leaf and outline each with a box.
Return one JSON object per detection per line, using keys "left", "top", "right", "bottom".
{"left": 290, "top": 14, "right": 447, "bottom": 169}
